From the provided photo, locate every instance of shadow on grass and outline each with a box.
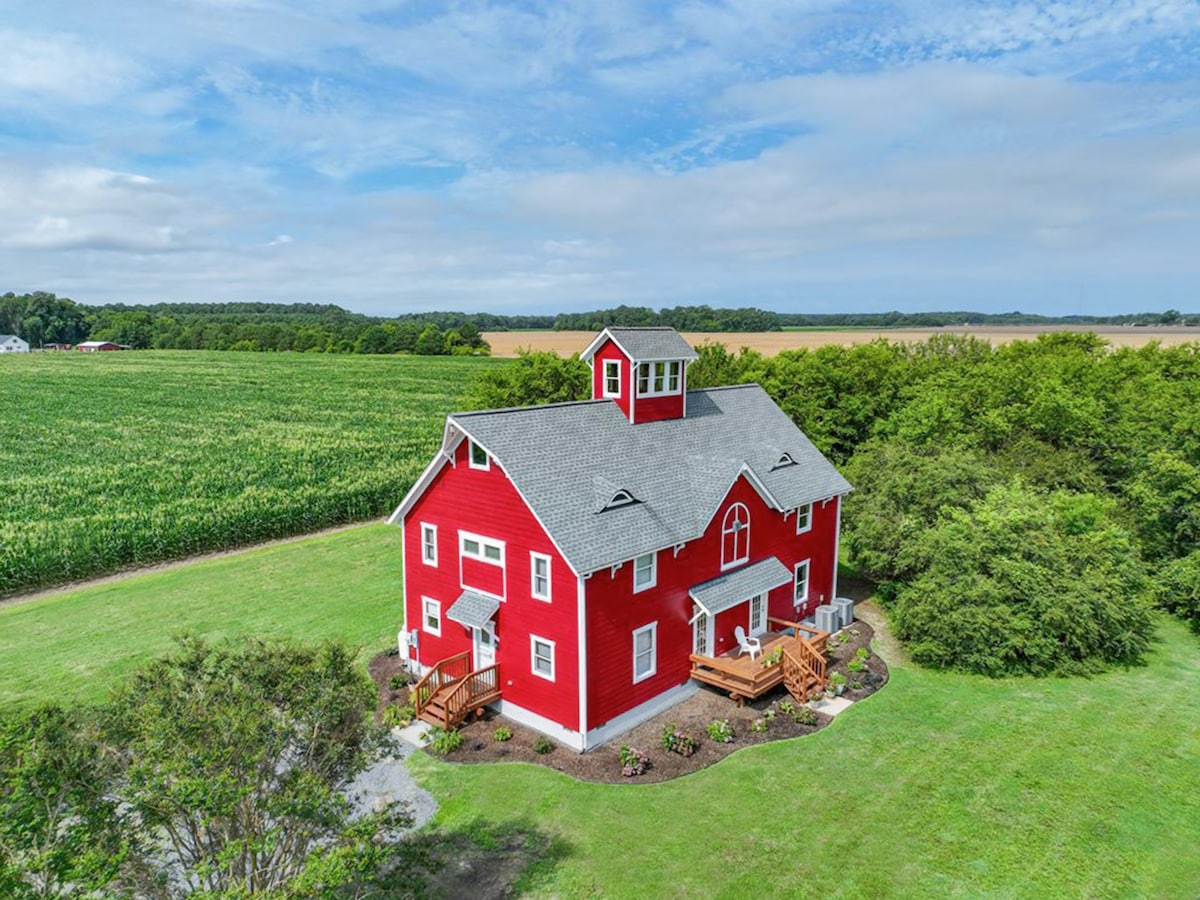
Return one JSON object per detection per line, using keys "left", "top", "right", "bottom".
{"left": 383, "top": 819, "right": 572, "bottom": 899}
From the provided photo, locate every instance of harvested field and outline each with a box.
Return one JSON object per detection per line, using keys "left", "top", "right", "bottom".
{"left": 484, "top": 325, "right": 1200, "bottom": 357}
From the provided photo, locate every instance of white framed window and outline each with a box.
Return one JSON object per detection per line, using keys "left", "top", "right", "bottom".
{"left": 721, "top": 503, "right": 750, "bottom": 570}
{"left": 460, "top": 531, "right": 504, "bottom": 566}
{"left": 633, "top": 622, "right": 657, "bottom": 683}
{"left": 421, "top": 523, "right": 437, "bottom": 566}
{"left": 633, "top": 551, "right": 656, "bottom": 593}
{"left": 749, "top": 593, "right": 767, "bottom": 637}
{"left": 469, "top": 439, "right": 489, "bottom": 470}
{"left": 530, "top": 552, "right": 552, "bottom": 602}
{"left": 794, "top": 560, "right": 810, "bottom": 607}
{"left": 603, "top": 359, "right": 621, "bottom": 397}
{"left": 530, "top": 635, "right": 555, "bottom": 681}
{"left": 636, "top": 360, "right": 682, "bottom": 397}
{"left": 692, "top": 606, "right": 711, "bottom": 656}
{"left": 422, "top": 597, "right": 441, "bottom": 636}
{"left": 795, "top": 502, "right": 812, "bottom": 535}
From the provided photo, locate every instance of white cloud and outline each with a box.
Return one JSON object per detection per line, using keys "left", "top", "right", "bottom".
{"left": 0, "top": 29, "right": 141, "bottom": 105}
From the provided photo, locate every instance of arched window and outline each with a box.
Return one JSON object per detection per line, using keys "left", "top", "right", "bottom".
{"left": 721, "top": 503, "right": 750, "bottom": 570}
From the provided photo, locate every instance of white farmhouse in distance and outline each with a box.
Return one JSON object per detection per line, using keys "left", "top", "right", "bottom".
{"left": 0, "top": 334, "right": 30, "bottom": 353}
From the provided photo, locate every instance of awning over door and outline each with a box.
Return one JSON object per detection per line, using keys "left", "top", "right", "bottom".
{"left": 446, "top": 589, "right": 500, "bottom": 629}
{"left": 689, "top": 556, "right": 791, "bottom": 619}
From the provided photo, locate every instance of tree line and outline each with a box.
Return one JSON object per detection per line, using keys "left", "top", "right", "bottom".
{"left": 466, "top": 333, "right": 1200, "bottom": 676}
{"left": 3, "top": 292, "right": 1195, "bottom": 352}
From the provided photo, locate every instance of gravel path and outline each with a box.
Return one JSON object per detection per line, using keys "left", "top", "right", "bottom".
{"left": 348, "top": 741, "right": 438, "bottom": 832}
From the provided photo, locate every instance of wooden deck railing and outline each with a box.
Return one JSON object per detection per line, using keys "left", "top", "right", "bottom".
{"left": 770, "top": 617, "right": 828, "bottom": 702}
{"left": 412, "top": 650, "right": 471, "bottom": 720}
{"left": 443, "top": 664, "right": 501, "bottom": 729}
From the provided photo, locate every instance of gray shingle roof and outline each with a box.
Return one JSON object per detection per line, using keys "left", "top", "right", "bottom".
{"left": 583, "top": 327, "right": 699, "bottom": 362}
{"left": 450, "top": 384, "right": 851, "bottom": 575}
{"left": 446, "top": 590, "right": 500, "bottom": 628}
{"left": 689, "top": 556, "right": 792, "bottom": 617}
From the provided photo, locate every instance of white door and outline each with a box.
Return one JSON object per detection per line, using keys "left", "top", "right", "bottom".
{"left": 692, "top": 607, "right": 714, "bottom": 656}
{"left": 474, "top": 622, "right": 496, "bottom": 669}
{"left": 749, "top": 593, "right": 768, "bottom": 637}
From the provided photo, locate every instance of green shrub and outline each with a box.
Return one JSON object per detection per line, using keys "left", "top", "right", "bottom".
{"left": 848, "top": 658, "right": 865, "bottom": 673}
{"left": 388, "top": 673, "right": 410, "bottom": 691}
{"left": 855, "top": 647, "right": 870, "bottom": 660}
{"left": 750, "top": 717, "right": 769, "bottom": 733}
{"left": 426, "top": 727, "right": 464, "bottom": 756}
{"left": 1156, "top": 550, "right": 1200, "bottom": 635}
{"left": 381, "top": 704, "right": 414, "bottom": 728}
{"left": 777, "top": 699, "right": 796, "bottom": 715}
{"left": 792, "top": 706, "right": 817, "bottom": 726}
{"left": 532, "top": 736, "right": 555, "bottom": 754}
{"left": 661, "top": 722, "right": 698, "bottom": 757}
{"left": 705, "top": 718, "right": 735, "bottom": 743}
{"left": 492, "top": 725, "right": 512, "bottom": 742}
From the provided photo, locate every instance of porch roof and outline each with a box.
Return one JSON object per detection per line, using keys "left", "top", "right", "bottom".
{"left": 445, "top": 589, "right": 500, "bottom": 629}
{"left": 689, "top": 556, "right": 791, "bottom": 618}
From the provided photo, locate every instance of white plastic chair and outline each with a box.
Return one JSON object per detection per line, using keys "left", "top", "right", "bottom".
{"left": 734, "top": 625, "right": 762, "bottom": 660}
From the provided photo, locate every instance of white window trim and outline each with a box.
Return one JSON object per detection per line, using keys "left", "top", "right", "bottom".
{"left": 460, "top": 530, "right": 505, "bottom": 567}
{"left": 468, "top": 439, "right": 490, "bottom": 470}
{"left": 794, "top": 560, "right": 811, "bottom": 607}
{"left": 635, "top": 360, "right": 683, "bottom": 398}
{"left": 420, "top": 522, "right": 437, "bottom": 566}
{"left": 422, "top": 596, "right": 441, "bottom": 637}
{"left": 633, "top": 552, "right": 657, "bottom": 593}
{"left": 795, "top": 502, "right": 813, "bottom": 535}
{"left": 603, "top": 359, "right": 621, "bottom": 398}
{"left": 720, "top": 502, "right": 750, "bottom": 571}
{"left": 530, "top": 552, "right": 552, "bottom": 602}
{"left": 530, "top": 635, "right": 556, "bottom": 682}
{"left": 632, "top": 622, "right": 657, "bottom": 683}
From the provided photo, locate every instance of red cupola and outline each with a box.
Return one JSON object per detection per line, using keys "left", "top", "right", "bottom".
{"left": 580, "top": 327, "right": 699, "bottom": 424}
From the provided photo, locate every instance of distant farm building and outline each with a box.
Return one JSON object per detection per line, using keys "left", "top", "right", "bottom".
{"left": 76, "top": 341, "right": 131, "bottom": 352}
{"left": 0, "top": 335, "right": 30, "bottom": 353}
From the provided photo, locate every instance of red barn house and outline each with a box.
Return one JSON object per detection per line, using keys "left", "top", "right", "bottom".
{"left": 389, "top": 327, "right": 852, "bottom": 751}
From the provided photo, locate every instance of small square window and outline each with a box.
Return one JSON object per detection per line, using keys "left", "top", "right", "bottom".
{"left": 531, "top": 636, "right": 555, "bottom": 681}
{"left": 796, "top": 503, "right": 812, "bottom": 534}
{"left": 469, "top": 440, "right": 489, "bottom": 469}
{"left": 531, "top": 553, "right": 551, "bottom": 602}
{"left": 422, "top": 597, "right": 441, "bottom": 636}
{"left": 633, "top": 552, "right": 656, "bottom": 593}
{"left": 633, "top": 623, "right": 657, "bottom": 682}
{"left": 421, "top": 523, "right": 437, "bottom": 566}
{"left": 603, "top": 360, "right": 621, "bottom": 398}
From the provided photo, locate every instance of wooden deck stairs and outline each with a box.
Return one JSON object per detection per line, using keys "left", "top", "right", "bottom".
{"left": 690, "top": 617, "right": 828, "bottom": 705}
{"left": 412, "top": 651, "right": 502, "bottom": 730}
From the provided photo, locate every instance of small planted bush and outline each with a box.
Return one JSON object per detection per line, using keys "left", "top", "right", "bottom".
{"left": 533, "top": 736, "right": 555, "bottom": 754}
{"left": 381, "top": 704, "right": 415, "bottom": 728}
{"left": 792, "top": 706, "right": 817, "bottom": 726}
{"left": 751, "top": 717, "right": 769, "bottom": 733}
{"left": 848, "top": 657, "right": 866, "bottom": 673}
{"left": 619, "top": 745, "right": 649, "bottom": 777}
{"left": 705, "top": 718, "right": 735, "bottom": 743}
{"left": 492, "top": 725, "right": 512, "bottom": 742}
{"left": 777, "top": 699, "right": 796, "bottom": 716}
{"left": 661, "top": 722, "right": 698, "bottom": 757}
{"left": 426, "top": 727, "right": 464, "bottom": 756}
{"left": 855, "top": 647, "right": 870, "bottom": 661}
{"left": 388, "top": 673, "right": 410, "bottom": 691}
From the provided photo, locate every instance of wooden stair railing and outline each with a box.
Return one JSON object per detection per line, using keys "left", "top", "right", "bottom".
{"left": 442, "top": 664, "right": 501, "bottom": 729}
{"left": 781, "top": 635, "right": 826, "bottom": 703}
{"left": 412, "top": 651, "right": 471, "bottom": 722}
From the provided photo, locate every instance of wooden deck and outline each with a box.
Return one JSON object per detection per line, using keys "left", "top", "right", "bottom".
{"left": 690, "top": 617, "right": 829, "bottom": 704}
{"left": 412, "top": 651, "right": 502, "bottom": 729}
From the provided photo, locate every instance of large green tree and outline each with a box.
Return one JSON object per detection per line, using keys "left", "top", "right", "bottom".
{"left": 891, "top": 481, "right": 1155, "bottom": 677}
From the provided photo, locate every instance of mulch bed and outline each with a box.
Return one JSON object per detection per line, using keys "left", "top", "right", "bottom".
{"left": 369, "top": 620, "right": 888, "bottom": 785}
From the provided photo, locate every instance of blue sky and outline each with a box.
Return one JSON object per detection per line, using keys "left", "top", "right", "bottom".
{"left": 1, "top": 1, "right": 1197, "bottom": 316}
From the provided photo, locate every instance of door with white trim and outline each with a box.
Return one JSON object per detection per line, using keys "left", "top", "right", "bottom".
{"left": 692, "top": 606, "right": 714, "bottom": 656}
{"left": 473, "top": 622, "right": 496, "bottom": 670}
{"left": 748, "top": 593, "right": 768, "bottom": 638}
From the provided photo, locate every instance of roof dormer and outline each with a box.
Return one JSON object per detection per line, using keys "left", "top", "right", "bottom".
{"left": 581, "top": 326, "right": 699, "bottom": 425}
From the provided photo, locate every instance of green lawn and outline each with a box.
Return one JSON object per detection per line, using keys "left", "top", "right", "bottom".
{"left": 3, "top": 525, "right": 1197, "bottom": 897}
{"left": 414, "top": 617, "right": 1200, "bottom": 898}
{"left": 0, "top": 524, "right": 401, "bottom": 708}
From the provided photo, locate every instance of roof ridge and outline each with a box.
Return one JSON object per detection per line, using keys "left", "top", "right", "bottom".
{"left": 450, "top": 398, "right": 612, "bottom": 418}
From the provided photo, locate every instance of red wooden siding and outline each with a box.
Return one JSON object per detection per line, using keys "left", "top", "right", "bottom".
{"left": 404, "top": 438, "right": 580, "bottom": 731}
{"left": 633, "top": 391, "right": 686, "bottom": 423}
{"left": 460, "top": 556, "right": 505, "bottom": 599}
{"left": 590, "top": 339, "right": 632, "bottom": 419}
{"left": 583, "top": 476, "right": 839, "bottom": 731}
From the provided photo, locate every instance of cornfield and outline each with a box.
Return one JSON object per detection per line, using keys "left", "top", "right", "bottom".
{"left": 0, "top": 351, "right": 497, "bottom": 596}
